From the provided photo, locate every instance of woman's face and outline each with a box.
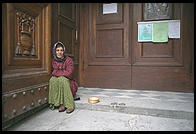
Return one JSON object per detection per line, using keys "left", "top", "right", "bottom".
{"left": 56, "top": 46, "right": 64, "bottom": 58}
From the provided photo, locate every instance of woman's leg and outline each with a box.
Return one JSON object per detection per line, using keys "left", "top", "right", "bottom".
{"left": 49, "top": 76, "right": 61, "bottom": 109}
{"left": 58, "top": 76, "right": 75, "bottom": 110}
{"left": 49, "top": 76, "right": 74, "bottom": 111}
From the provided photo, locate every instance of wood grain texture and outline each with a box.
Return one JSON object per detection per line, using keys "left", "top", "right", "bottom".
{"left": 2, "top": 3, "right": 51, "bottom": 127}
{"left": 79, "top": 3, "right": 194, "bottom": 92}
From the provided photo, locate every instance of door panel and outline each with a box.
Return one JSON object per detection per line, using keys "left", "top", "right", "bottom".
{"left": 131, "top": 3, "right": 193, "bottom": 91}
{"left": 2, "top": 3, "right": 51, "bottom": 128}
{"left": 132, "top": 4, "right": 182, "bottom": 67}
{"left": 79, "top": 3, "right": 193, "bottom": 92}
{"left": 79, "top": 3, "right": 131, "bottom": 89}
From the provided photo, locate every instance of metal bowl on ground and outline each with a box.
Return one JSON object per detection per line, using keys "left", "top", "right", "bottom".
{"left": 88, "top": 96, "right": 99, "bottom": 104}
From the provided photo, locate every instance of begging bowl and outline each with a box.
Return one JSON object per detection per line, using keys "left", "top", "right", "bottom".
{"left": 88, "top": 96, "right": 99, "bottom": 104}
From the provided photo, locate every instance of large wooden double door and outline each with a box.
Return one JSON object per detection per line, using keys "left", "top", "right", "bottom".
{"left": 79, "top": 3, "right": 194, "bottom": 92}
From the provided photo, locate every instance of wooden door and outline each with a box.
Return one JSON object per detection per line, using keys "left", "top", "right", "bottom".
{"left": 2, "top": 3, "right": 80, "bottom": 129}
{"left": 79, "top": 3, "right": 131, "bottom": 89}
{"left": 131, "top": 3, "right": 194, "bottom": 92}
{"left": 2, "top": 3, "right": 51, "bottom": 129}
{"left": 52, "top": 3, "right": 79, "bottom": 82}
{"left": 79, "top": 3, "right": 194, "bottom": 92}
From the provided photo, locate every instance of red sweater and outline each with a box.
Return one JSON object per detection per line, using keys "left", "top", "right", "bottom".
{"left": 52, "top": 56, "right": 78, "bottom": 95}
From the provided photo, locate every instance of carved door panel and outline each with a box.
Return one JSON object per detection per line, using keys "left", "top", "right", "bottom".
{"left": 79, "top": 3, "right": 131, "bottom": 89}
{"left": 2, "top": 3, "right": 51, "bottom": 129}
{"left": 51, "top": 3, "right": 79, "bottom": 82}
{"left": 79, "top": 3, "right": 194, "bottom": 92}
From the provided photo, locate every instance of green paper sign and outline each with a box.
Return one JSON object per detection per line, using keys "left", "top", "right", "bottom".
{"left": 153, "top": 22, "right": 168, "bottom": 42}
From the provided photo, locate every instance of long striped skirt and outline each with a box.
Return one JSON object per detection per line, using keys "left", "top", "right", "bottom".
{"left": 49, "top": 76, "right": 74, "bottom": 110}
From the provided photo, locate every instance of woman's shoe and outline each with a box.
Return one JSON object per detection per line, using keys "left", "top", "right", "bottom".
{"left": 58, "top": 105, "right": 65, "bottom": 112}
{"left": 74, "top": 94, "right": 80, "bottom": 101}
{"left": 66, "top": 108, "right": 74, "bottom": 114}
{"left": 49, "top": 104, "right": 55, "bottom": 110}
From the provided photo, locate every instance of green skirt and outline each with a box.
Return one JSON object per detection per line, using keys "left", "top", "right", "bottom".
{"left": 49, "top": 76, "right": 74, "bottom": 110}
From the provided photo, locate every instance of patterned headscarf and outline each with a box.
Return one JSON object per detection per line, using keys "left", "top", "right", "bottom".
{"left": 52, "top": 41, "right": 66, "bottom": 62}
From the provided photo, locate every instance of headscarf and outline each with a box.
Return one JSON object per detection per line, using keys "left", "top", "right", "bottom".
{"left": 52, "top": 41, "right": 66, "bottom": 62}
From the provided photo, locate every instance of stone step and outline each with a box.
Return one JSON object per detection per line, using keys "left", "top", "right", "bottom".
{"left": 74, "top": 94, "right": 194, "bottom": 120}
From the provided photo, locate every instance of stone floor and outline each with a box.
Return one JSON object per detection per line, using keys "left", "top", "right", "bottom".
{"left": 7, "top": 87, "right": 194, "bottom": 131}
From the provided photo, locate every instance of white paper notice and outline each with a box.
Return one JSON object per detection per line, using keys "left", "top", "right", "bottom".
{"left": 168, "top": 20, "right": 180, "bottom": 38}
{"left": 103, "top": 3, "right": 117, "bottom": 15}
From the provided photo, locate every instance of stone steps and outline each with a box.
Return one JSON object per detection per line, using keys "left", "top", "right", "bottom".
{"left": 75, "top": 88, "right": 194, "bottom": 120}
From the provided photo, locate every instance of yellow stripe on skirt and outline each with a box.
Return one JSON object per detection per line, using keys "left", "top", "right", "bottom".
{"left": 49, "top": 76, "right": 74, "bottom": 110}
